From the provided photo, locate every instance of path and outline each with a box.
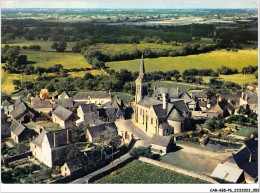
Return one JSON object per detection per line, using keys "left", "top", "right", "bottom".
{"left": 115, "top": 119, "right": 151, "bottom": 148}
{"left": 70, "top": 153, "right": 131, "bottom": 184}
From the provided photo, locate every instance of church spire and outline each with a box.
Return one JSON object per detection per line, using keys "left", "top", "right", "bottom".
{"left": 139, "top": 54, "right": 145, "bottom": 76}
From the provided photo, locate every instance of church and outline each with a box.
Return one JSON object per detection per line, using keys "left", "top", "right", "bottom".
{"left": 134, "top": 56, "right": 193, "bottom": 136}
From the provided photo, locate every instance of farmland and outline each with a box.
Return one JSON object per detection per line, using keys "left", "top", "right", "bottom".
{"left": 94, "top": 160, "right": 209, "bottom": 184}
{"left": 202, "top": 74, "right": 257, "bottom": 85}
{"left": 106, "top": 49, "right": 258, "bottom": 73}
{"left": 20, "top": 50, "right": 92, "bottom": 69}
{"left": 1, "top": 40, "right": 77, "bottom": 51}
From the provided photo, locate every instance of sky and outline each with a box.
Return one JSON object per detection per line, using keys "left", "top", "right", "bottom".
{"left": 1, "top": 0, "right": 258, "bottom": 9}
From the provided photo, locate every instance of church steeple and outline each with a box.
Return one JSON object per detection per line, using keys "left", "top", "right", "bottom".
{"left": 135, "top": 55, "right": 148, "bottom": 104}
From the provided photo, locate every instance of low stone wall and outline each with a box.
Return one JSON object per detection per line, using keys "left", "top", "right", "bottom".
{"left": 139, "top": 157, "right": 219, "bottom": 184}
{"left": 210, "top": 137, "right": 243, "bottom": 145}
{"left": 3, "top": 151, "right": 32, "bottom": 166}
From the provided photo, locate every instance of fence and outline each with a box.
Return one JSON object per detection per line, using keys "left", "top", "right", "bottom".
{"left": 3, "top": 151, "right": 32, "bottom": 166}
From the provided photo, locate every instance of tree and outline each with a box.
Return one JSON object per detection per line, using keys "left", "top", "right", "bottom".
{"left": 24, "top": 64, "right": 35, "bottom": 75}
{"left": 13, "top": 80, "right": 21, "bottom": 90}
{"left": 174, "top": 74, "right": 181, "bottom": 82}
{"left": 51, "top": 41, "right": 67, "bottom": 52}
{"left": 65, "top": 144, "right": 81, "bottom": 161}
{"left": 109, "top": 135, "right": 122, "bottom": 150}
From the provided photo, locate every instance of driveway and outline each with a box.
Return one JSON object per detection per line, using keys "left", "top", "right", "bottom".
{"left": 115, "top": 119, "right": 151, "bottom": 148}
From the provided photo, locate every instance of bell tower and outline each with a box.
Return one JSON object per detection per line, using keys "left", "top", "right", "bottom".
{"left": 135, "top": 55, "right": 148, "bottom": 104}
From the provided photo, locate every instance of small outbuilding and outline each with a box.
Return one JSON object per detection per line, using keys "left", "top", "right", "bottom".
{"left": 150, "top": 134, "right": 175, "bottom": 155}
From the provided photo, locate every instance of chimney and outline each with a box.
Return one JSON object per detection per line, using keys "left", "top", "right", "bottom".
{"left": 163, "top": 93, "right": 166, "bottom": 110}
{"left": 245, "top": 94, "right": 248, "bottom": 101}
{"left": 218, "top": 95, "right": 222, "bottom": 102}
{"left": 249, "top": 154, "right": 252, "bottom": 163}
{"left": 53, "top": 132, "right": 56, "bottom": 147}
{"left": 67, "top": 129, "right": 69, "bottom": 144}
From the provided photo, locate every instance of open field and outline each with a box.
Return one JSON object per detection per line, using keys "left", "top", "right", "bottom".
{"left": 20, "top": 50, "right": 92, "bottom": 69}
{"left": 89, "top": 43, "right": 182, "bottom": 55}
{"left": 111, "top": 92, "right": 133, "bottom": 104}
{"left": 106, "top": 49, "right": 258, "bottom": 73}
{"left": 68, "top": 70, "right": 105, "bottom": 77}
{"left": 233, "top": 127, "right": 258, "bottom": 138}
{"left": 151, "top": 81, "right": 208, "bottom": 92}
{"left": 94, "top": 160, "right": 209, "bottom": 184}
{"left": 2, "top": 40, "right": 77, "bottom": 51}
{"left": 202, "top": 74, "right": 257, "bottom": 85}
{"left": 25, "top": 121, "right": 63, "bottom": 132}
{"left": 160, "top": 142, "right": 232, "bottom": 175}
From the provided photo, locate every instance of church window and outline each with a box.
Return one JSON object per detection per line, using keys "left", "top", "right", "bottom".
{"left": 151, "top": 118, "right": 153, "bottom": 125}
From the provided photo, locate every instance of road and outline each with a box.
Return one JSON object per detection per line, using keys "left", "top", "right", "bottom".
{"left": 70, "top": 153, "right": 131, "bottom": 184}
{"left": 115, "top": 119, "right": 151, "bottom": 148}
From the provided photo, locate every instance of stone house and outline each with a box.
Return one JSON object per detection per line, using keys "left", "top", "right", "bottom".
{"left": 86, "top": 122, "right": 118, "bottom": 143}
{"left": 240, "top": 90, "right": 258, "bottom": 114}
{"left": 30, "top": 129, "right": 73, "bottom": 168}
{"left": 53, "top": 98, "right": 74, "bottom": 109}
{"left": 9, "top": 120, "right": 32, "bottom": 143}
{"left": 58, "top": 91, "right": 69, "bottom": 99}
{"left": 2, "top": 100, "right": 14, "bottom": 116}
{"left": 192, "top": 93, "right": 208, "bottom": 102}
{"left": 10, "top": 101, "right": 34, "bottom": 123}
{"left": 40, "top": 89, "right": 50, "bottom": 100}
{"left": 153, "top": 87, "right": 179, "bottom": 100}
{"left": 73, "top": 91, "right": 111, "bottom": 106}
{"left": 32, "top": 100, "right": 53, "bottom": 113}
{"left": 207, "top": 97, "right": 235, "bottom": 117}
{"left": 52, "top": 105, "right": 77, "bottom": 129}
{"left": 150, "top": 134, "right": 175, "bottom": 155}
{"left": 76, "top": 103, "right": 98, "bottom": 126}
{"left": 61, "top": 154, "right": 89, "bottom": 176}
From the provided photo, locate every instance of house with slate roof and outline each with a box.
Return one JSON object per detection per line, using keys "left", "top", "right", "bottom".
{"left": 32, "top": 99, "right": 53, "bottom": 113}
{"left": 30, "top": 129, "right": 73, "bottom": 168}
{"left": 153, "top": 86, "right": 179, "bottom": 100}
{"left": 61, "top": 154, "right": 89, "bottom": 176}
{"left": 207, "top": 96, "right": 235, "bottom": 117}
{"left": 54, "top": 98, "right": 74, "bottom": 109}
{"left": 73, "top": 91, "right": 111, "bottom": 106}
{"left": 150, "top": 134, "right": 175, "bottom": 155}
{"left": 58, "top": 91, "right": 69, "bottom": 99}
{"left": 76, "top": 103, "right": 99, "bottom": 126}
{"left": 9, "top": 120, "right": 33, "bottom": 143}
{"left": 52, "top": 105, "right": 77, "bottom": 128}
{"left": 102, "top": 96, "right": 126, "bottom": 121}
{"left": 2, "top": 100, "right": 14, "bottom": 116}
{"left": 10, "top": 101, "right": 34, "bottom": 123}
{"left": 240, "top": 90, "right": 258, "bottom": 114}
{"left": 86, "top": 122, "right": 118, "bottom": 143}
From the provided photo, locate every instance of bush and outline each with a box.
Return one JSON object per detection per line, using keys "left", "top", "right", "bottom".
{"left": 130, "top": 147, "right": 152, "bottom": 159}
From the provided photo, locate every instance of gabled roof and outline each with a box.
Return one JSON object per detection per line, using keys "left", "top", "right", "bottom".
{"left": 11, "top": 102, "right": 29, "bottom": 119}
{"left": 211, "top": 163, "right": 244, "bottom": 183}
{"left": 51, "top": 91, "right": 59, "bottom": 98}
{"left": 87, "top": 122, "right": 117, "bottom": 139}
{"left": 151, "top": 134, "right": 172, "bottom": 147}
{"left": 171, "top": 100, "right": 189, "bottom": 112}
{"left": 46, "top": 129, "right": 73, "bottom": 148}
{"left": 74, "top": 91, "right": 110, "bottom": 100}
{"left": 9, "top": 120, "right": 26, "bottom": 136}
{"left": 33, "top": 100, "right": 52, "bottom": 109}
{"left": 79, "top": 104, "right": 97, "bottom": 113}
{"left": 65, "top": 154, "right": 89, "bottom": 173}
{"left": 154, "top": 87, "right": 179, "bottom": 98}
{"left": 14, "top": 99, "right": 22, "bottom": 107}
{"left": 152, "top": 104, "right": 167, "bottom": 118}
{"left": 137, "top": 96, "right": 162, "bottom": 108}
{"left": 59, "top": 91, "right": 69, "bottom": 99}
{"left": 54, "top": 98, "right": 74, "bottom": 109}
{"left": 53, "top": 105, "right": 73, "bottom": 121}
{"left": 179, "top": 91, "right": 191, "bottom": 99}
{"left": 32, "top": 95, "right": 41, "bottom": 103}
{"left": 2, "top": 100, "right": 13, "bottom": 107}
{"left": 233, "top": 138, "right": 258, "bottom": 179}
{"left": 31, "top": 130, "right": 47, "bottom": 147}
{"left": 193, "top": 93, "right": 207, "bottom": 98}
{"left": 243, "top": 90, "right": 258, "bottom": 104}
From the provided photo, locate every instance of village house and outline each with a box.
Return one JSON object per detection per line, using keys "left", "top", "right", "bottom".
{"left": 207, "top": 96, "right": 235, "bottom": 117}
{"left": 76, "top": 103, "right": 99, "bottom": 126}
{"left": 32, "top": 100, "right": 53, "bottom": 113}
{"left": 150, "top": 134, "right": 175, "bottom": 155}
{"left": 53, "top": 98, "right": 74, "bottom": 109}
{"left": 73, "top": 91, "right": 111, "bottom": 106}
{"left": 10, "top": 101, "right": 34, "bottom": 123}
{"left": 30, "top": 129, "right": 73, "bottom": 168}
{"left": 61, "top": 154, "right": 89, "bottom": 177}
{"left": 40, "top": 89, "right": 50, "bottom": 100}
{"left": 31, "top": 95, "right": 41, "bottom": 107}
{"left": 52, "top": 105, "right": 77, "bottom": 129}
{"left": 240, "top": 90, "right": 258, "bottom": 114}
{"left": 191, "top": 93, "right": 208, "bottom": 102}
{"left": 2, "top": 100, "right": 14, "bottom": 116}
{"left": 153, "top": 86, "right": 179, "bottom": 100}
{"left": 58, "top": 91, "right": 69, "bottom": 99}
{"left": 9, "top": 120, "right": 33, "bottom": 143}
{"left": 86, "top": 122, "right": 118, "bottom": 143}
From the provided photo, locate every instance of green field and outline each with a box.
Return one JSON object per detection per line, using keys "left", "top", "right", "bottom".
{"left": 20, "top": 50, "right": 92, "bottom": 69}
{"left": 151, "top": 81, "right": 208, "bottom": 92}
{"left": 106, "top": 49, "right": 258, "bottom": 73}
{"left": 202, "top": 74, "right": 257, "bottom": 85}
{"left": 89, "top": 43, "right": 181, "bottom": 55}
{"left": 94, "top": 160, "right": 209, "bottom": 184}
{"left": 233, "top": 127, "right": 258, "bottom": 137}
{"left": 2, "top": 40, "right": 77, "bottom": 51}
{"left": 111, "top": 92, "right": 133, "bottom": 104}
{"left": 25, "top": 121, "right": 63, "bottom": 132}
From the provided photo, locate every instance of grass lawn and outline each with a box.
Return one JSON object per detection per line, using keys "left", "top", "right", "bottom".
{"left": 233, "top": 127, "right": 258, "bottom": 137}
{"left": 68, "top": 70, "right": 105, "bottom": 77}
{"left": 151, "top": 81, "right": 208, "bottom": 92}
{"left": 2, "top": 40, "right": 77, "bottom": 51}
{"left": 111, "top": 92, "right": 133, "bottom": 104}
{"left": 106, "top": 49, "right": 258, "bottom": 73}
{"left": 25, "top": 121, "right": 63, "bottom": 132}
{"left": 20, "top": 50, "right": 92, "bottom": 69}
{"left": 94, "top": 160, "right": 209, "bottom": 184}
{"left": 202, "top": 74, "right": 257, "bottom": 85}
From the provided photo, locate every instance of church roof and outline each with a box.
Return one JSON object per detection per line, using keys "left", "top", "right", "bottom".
{"left": 137, "top": 96, "right": 162, "bottom": 108}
